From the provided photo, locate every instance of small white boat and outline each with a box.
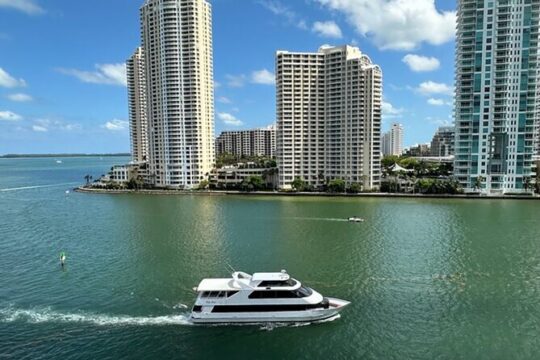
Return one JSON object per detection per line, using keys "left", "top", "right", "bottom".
{"left": 56, "top": 160, "right": 63, "bottom": 164}
{"left": 348, "top": 217, "right": 364, "bottom": 222}
{"left": 190, "top": 270, "right": 350, "bottom": 324}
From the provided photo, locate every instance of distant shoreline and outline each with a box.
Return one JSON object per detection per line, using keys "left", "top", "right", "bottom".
{"left": 75, "top": 186, "right": 540, "bottom": 201}
{"left": 0, "top": 153, "right": 130, "bottom": 159}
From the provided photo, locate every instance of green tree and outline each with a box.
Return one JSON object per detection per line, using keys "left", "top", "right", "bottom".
{"left": 240, "top": 176, "right": 265, "bottom": 192}
{"left": 381, "top": 155, "right": 400, "bottom": 168}
{"left": 473, "top": 176, "right": 484, "bottom": 191}
{"left": 328, "top": 179, "right": 346, "bottom": 193}
{"left": 348, "top": 182, "right": 362, "bottom": 194}
{"left": 216, "top": 153, "right": 239, "bottom": 168}
{"left": 197, "top": 180, "right": 209, "bottom": 190}
{"left": 291, "top": 177, "right": 308, "bottom": 192}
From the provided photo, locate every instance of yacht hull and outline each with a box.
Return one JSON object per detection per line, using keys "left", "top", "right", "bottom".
{"left": 190, "top": 297, "right": 349, "bottom": 324}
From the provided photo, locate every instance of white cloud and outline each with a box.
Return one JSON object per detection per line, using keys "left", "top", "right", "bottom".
{"left": 218, "top": 112, "right": 243, "bottom": 126}
{"left": 57, "top": 63, "right": 127, "bottom": 86}
{"left": 259, "top": 0, "right": 307, "bottom": 30}
{"left": 0, "top": 67, "right": 27, "bottom": 88}
{"left": 259, "top": 0, "right": 295, "bottom": 21}
{"left": 32, "top": 125, "right": 48, "bottom": 132}
{"left": 217, "top": 96, "right": 232, "bottom": 104}
{"left": 297, "top": 20, "right": 308, "bottom": 30}
{"left": 251, "top": 69, "right": 275, "bottom": 85}
{"left": 225, "top": 74, "right": 246, "bottom": 88}
{"left": 427, "top": 98, "right": 452, "bottom": 106}
{"left": 402, "top": 54, "right": 440, "bottom": 72}
{"left": 312, "top": 21, "right": 343, "bottom": 39}
{"left": 382, "top": 101, "right": 404, "bottom": 118}
{"left": 0, "top": 0, "right": 44, "bottom": 15}
{"left": 102, "top": 119, "right": 129, "bottom": 131}
{"left": 427, "top": 116, "right": 452, "bottom": 126}
{"left": 0, "top": 110, "right": 22, "bottom": 121}
{"left": 32, "top": 118, "right": 81, "bottom": 132}
{"left": 214, "top": 81, "right": 222, "bottom": 89}
{"left": 7, "top": 93, "right": 33, "bottom": 102}
{"left": 416, "top": 81, "right": 453, "bottom": 96}
{"left": 315, "top": 0, "right": 456, "bottom": 50}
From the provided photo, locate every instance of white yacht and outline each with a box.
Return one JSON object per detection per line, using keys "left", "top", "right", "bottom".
{"left": 348, "top": 217, "right": 365, "bottom": 223}
{"left": 190, "top": 270, "right": 350, "bottom": 324}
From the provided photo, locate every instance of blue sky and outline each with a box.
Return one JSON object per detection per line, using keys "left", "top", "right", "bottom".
{"left": 0, "top": 0, "right": 456, "bottom": 154}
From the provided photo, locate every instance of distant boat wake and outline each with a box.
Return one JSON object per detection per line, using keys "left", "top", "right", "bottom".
{"left": 0, "top": 306, "right": 192, "bottom": 326}
{"left": 288, "top": 217, "right": 348, "bottom": 222}
{"left": 0, "top": 182, "right": 79, "bottom": 192}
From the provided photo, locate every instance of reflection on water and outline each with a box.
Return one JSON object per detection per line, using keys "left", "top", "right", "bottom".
{"left": 1, "top": 158, "right": 540, "bottom": 359}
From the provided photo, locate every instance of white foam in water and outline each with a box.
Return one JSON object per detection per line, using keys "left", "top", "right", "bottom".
{"left": 0, "top": 306, "right": 340, "bottom": 329}
{"left": 0, "top": 306, "right": 193, "bottom": 326}
{"left": 259, "top": 314, "right": 341, "bottom": 331}
{"left": 0, "top": 182, "right": 79, "bottom": 192}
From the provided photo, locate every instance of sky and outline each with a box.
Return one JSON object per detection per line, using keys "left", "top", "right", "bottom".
{"left": 0, "top": 0, "right": 457, "bottom": 154}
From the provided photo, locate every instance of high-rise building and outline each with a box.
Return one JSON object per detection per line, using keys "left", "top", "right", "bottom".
{"left": 276, "top": 45, "right": 382, "bottom": 190}
{"left": 382, "top": 123, "right": 404, "bottom": 156}
{"left": 140, "top": 0, "right": 214, "bottom": 188}
{"left": 454, "top": 0, "right": 540, "bottom": 194}
{"left": 127, "top": 47, "right": 148, "bottom": 163}
{"left": 215, "top": 126, "right": 276, "bottom": 158}
{"left": 431, "top": 126, "right": 455, "bottom": 157}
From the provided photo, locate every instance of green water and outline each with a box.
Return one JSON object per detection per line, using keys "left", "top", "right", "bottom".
{"left": 1, "top": 157, "right": 540, "bottom": 359}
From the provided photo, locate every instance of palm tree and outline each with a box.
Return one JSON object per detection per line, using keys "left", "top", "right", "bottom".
{"left": 523, "top": 176, "right": 531, "bottom": 193}
{"left": 473, "top": 176, "right": 484, "bottom": 192}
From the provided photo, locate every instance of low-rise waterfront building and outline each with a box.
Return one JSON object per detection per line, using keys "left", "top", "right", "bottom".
{"left": 208, "top": 163, "right": 278, "bottom": 190}
{"left": 98, "top": 162, "right": 147, "bottom": 185}
{"left": 215, "top": 126, "right": 276, "bottom": 158}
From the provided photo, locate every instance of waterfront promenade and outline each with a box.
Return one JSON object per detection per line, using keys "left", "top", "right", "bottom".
{"left": 76, "top": 186, "right": 540, "bottom": 200}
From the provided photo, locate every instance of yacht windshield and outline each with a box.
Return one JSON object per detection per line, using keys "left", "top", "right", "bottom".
{"left": 258, "top": 279, "right": 297, "bottom": 287}
{"left": 296, "top": 286, "right": 313, "bottom": 297}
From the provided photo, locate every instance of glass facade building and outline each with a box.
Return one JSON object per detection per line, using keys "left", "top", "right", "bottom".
{"left": 454, "top": 0, "right": 540, "bottom": 193}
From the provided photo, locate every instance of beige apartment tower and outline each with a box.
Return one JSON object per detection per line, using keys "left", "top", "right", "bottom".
{"left": 127, "top": 47, "right": 148, "bottom": 163}
{"left": 276, "top": 45, "right": 382, "bottom": 190}
{"left": 140, "top": 0, "right": 214, "bottom": 188}
{"left": 215, "top": 126, "right": 276, "bottom": 158}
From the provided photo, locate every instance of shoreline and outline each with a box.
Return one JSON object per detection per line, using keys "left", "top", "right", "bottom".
{"left": 75, "top": 186, "right": 540, "bottom": 201}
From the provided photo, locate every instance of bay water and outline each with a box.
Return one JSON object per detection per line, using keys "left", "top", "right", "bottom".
{"left": 1, "top": 157, "right": 540, "bottom": 359}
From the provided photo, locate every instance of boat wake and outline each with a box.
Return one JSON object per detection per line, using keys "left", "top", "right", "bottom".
{"left": 289, "top": 217, "right": 348, "bottom": 222}
{"left": 0, "top": 306, "right": 340, "bottom": 330}
{"left": 0, "top": 182, "right": 79, "bottom": 192}
{"left": 0, "top": 306, "right": 193, "bottom": 327}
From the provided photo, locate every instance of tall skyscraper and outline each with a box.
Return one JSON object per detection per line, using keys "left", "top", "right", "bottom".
{"left": 431, "top": 126, "right": 455, "bottom": 157}
{"left": 215, "top": 126, "right": 276, "bottom": 158}
{"left": 276, "top": 45, "right": 382, "bottom": 190}
{"left": 455, "top": 0, "right": 539, "bottom": 194}
{"left": 382, "top": 123, "right": 404, "bottom": 156}
{"left": 140, "top": 0, "right": 214, "bottom": 188}
{"left": 127, "top": 47, "right": 148, "bottom": 163}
